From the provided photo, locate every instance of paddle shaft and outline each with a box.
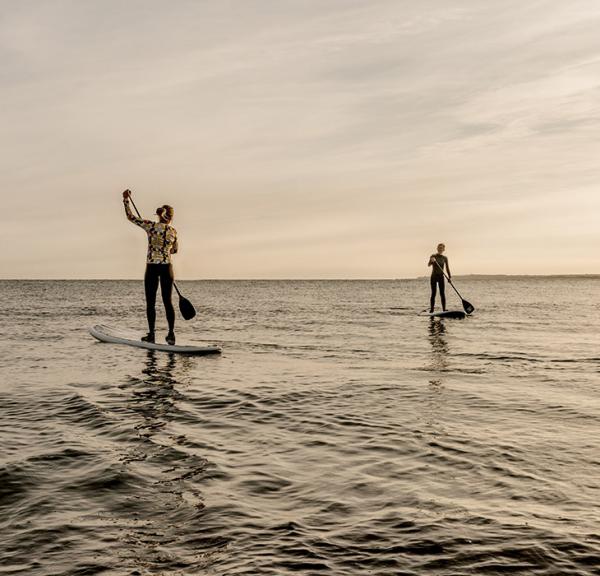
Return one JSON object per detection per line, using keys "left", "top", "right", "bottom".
{"left": 433, "top": 259, "right": 466, "bottom": 301}
{"left": 127, "top": 195, "right": 143, "bottom": 222}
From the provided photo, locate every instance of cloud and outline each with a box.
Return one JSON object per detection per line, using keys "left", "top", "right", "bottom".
{"left": 1, "top": 0, "right": 599, "bottom": 277}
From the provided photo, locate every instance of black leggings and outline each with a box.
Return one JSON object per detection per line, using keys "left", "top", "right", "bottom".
{"left": 144, "top": 264, "right": 175, "bottom": 333}
{"left": 430, "top": 275, "right": 446, "bottom": 312}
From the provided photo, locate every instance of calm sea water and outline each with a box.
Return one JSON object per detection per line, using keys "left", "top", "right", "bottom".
{"left": 1, "top": 278, "right": 599, "bottom": 575}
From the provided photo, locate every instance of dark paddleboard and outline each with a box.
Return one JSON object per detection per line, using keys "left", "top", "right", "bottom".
{"left": 428, "top": 310, "right": 466, "bottom": 319}
{"left": 89, "top": 324, "right": 221, "bottom": 355}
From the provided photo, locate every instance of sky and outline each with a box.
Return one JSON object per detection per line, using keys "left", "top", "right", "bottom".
{"left": 1, "top": 0, "right": 600, "bottom": 279}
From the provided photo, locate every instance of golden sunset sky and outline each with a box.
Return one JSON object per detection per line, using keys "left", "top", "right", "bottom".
{"left": 2, "top": 1, "right": 600, "bottom": 278}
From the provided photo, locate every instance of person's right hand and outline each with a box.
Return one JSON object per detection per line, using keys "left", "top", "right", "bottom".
{"left": 122, "top": 189, "right": 131, "bottom": 200}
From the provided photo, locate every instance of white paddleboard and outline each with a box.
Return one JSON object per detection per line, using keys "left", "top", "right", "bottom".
{"left": 89, "top": 324, "right": 221, "bottom": 355}
{"left": 428, "top": 310, "right": 466, "bottom": 319}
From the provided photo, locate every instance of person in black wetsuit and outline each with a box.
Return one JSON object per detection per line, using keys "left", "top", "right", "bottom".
{"left": 122, "top": 189, "right": 178, "bottom": 345}
{"left": 428, "top": 243, "right": 451, "bottom": 313}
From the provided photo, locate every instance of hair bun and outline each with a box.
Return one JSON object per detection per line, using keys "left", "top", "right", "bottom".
{"left": 157, "top": 205, "right": 173, "bottom": 221}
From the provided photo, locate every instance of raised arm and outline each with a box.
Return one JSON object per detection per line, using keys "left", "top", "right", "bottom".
{"left": 122, "top": 190, "right": 151, "bottom": 229}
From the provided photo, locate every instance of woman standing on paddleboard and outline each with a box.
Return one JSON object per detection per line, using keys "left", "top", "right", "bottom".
{"left": 428, "top": 243, "right": 451, "bottom": 313}
{"left": 122, "top": 189, "right": 178, "bottom": 345}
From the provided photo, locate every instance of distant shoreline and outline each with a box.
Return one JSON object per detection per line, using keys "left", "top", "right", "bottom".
{"left": 418, "top": 274, "right": 600, "bottom": 280}
{"left": 1, "top": 275, "right": 599, "bottom": 282}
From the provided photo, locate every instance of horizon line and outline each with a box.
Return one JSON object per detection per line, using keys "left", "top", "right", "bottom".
{"left": 1, "top": 274, "right": 599, "bottom": 281}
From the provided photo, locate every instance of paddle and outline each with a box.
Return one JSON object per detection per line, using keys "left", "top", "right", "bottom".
{"left": 173, "top": 283, "right": 196, "bottom": 320}
{"left": 433, "top": 260, "right": 475, "bottom": 315}
{"left": 126, "top": 192, "right": 197, "bottom": 320}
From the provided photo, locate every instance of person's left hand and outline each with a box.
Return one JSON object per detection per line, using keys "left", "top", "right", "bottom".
{"left": 122, "top": 189, "right": 131, "bottom": 200}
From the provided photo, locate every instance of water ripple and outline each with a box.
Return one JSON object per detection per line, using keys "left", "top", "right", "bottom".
{"left": 1, "top": 279, "right": 599, "bottom": 574}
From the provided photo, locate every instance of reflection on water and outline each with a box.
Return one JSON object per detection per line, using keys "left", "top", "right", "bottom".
{"left": 423, "top": 319, "right": 449, "bottom": 433}
{"left": 428, "top": 317, "right": 449, "bottom": 375}
{"left": 126, "top": 352, "right": 183, "bottom": 438}
{"left": 142, "top": 349, "right": 195, "bottom": 386}
{"left": 115, "top": 351, "right": 215, "bottom": 572}
{"left": 115, "top": 351, "right": 195, "bottom": 447}
{"left": 144, "top": 350, "right": 178, "bottom": 383}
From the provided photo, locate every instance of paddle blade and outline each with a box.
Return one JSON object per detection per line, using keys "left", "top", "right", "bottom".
{"left": 462, "top": 299, "right": 475, "bottom": 315}
{"left": 179, "top": 295, "right": 196, "bottom": 320}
